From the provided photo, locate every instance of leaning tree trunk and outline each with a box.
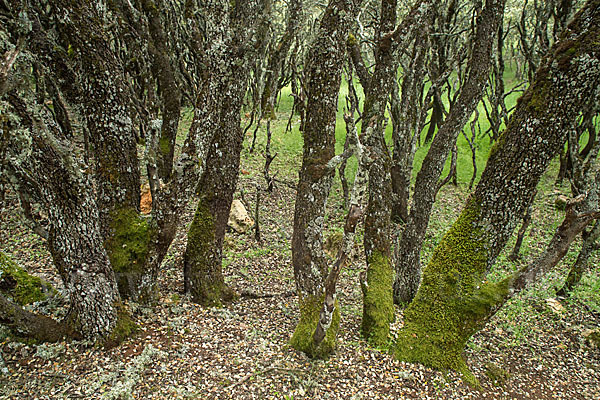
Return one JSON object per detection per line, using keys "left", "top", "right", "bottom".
{"left": 393, "top": 0, "right": 506, "bottom": 305}
{"left": 290, "top": 0, "right": 356, "bottom": 359}
{"left": 184, "top": 0, "right": 268, "bottom": 307}
{"left": 395, "top": 0, "right": 600, "bottom": 382}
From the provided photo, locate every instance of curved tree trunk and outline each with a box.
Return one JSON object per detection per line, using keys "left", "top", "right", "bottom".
{"left": 393, "top": 0, "right": 506, "bottom": 305}
{"left": 395, "top": 1, "right": 600, "bottom": 381}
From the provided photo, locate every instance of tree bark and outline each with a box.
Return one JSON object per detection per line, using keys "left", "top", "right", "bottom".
{"left": 141, "top": 0, "right": 182, "bottom": 183}
{"left": 184, "top": 0, "right": 269, "bottom": 307}
{"left": 290, "top": 0, "right": 357, "bottom": 359}
{"left": 393, "top": 0, "right": 506, "bottom": 305}
{"left": 395, "top": 1, "right": 600, "bottom": 381}
{"left": 4, "top": 95, "right": 124, "bottom": 340}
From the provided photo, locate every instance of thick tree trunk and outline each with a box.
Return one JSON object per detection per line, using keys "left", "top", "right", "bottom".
{"left": 5, "top": 96, "right": 125, "bottom": 341}
{"left": 393, "top": 0, "right": 506, "bottom": 305}
{"left": 395, "top": 1, "right": 600, "bottom": 381}
{"left": 290, "top": 0, "right": 356, "bottom": 359}
{"left": 26, "top": 1, "right": 145, "bottom": 299}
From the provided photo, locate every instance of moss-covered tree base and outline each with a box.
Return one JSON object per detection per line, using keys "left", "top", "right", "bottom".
{"left": 361, "top": 251, "right": 394, "bottom": 347}
{"left": 394, "top": 201, "right": 512, "bottom": 387}
{"left": 290, "top": 294, "right": 340, "bottom": 359}
{"left": 102, "top": 302, "right": 137, "bottom": 348}
{"left": 0, "top": 252, "right": 55, "bottom": 305}
{"left": 105, "top": 207, "right": 153, "bottom": 301}
{"left": 194, "top": 283, "right": 238, "bottom": 308}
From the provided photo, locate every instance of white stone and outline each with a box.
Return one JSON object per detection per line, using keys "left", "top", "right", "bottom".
{"left": 227, "top": 200, "right": 254, "bottom": 234}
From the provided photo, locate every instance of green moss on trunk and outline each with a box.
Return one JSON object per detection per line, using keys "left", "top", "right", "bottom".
{"left": 185, "top": 200, "right": 236, "bottom": 307}
{"left": 290, "top": 294, "right": 340, "bottom": 359}
{"left": 0, "top": 252, "right": 54, "bottom": 305}
{"left": 103, "top": 302, "right": 137, "bottom": 348}
{"left": 361, "top": 251, "right": 394, "bottom": 347}
{"left": 104, "top": 207, "right": 152, "bottom": 299}
{"left": 394, "top": 200, "right": 511, "bottom": 386}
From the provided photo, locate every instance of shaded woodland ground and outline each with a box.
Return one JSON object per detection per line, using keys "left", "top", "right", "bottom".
{"left": 1, "top": 102, "right": 599, "bottom": 399}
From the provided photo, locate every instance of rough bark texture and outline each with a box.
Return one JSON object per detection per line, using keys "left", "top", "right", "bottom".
{"left": 290, "top": 0, "right": 356, "bottom": 358}
{"left": 359, "top": 0, "right": 401, "bottom": 347}
{"left": 395, "top": 1, "right": 600, "bottom": 381}
{"left": 142, "top": 0, "right": 182, "bottom": 183}
{"left": 393, "top": 0, "right": 506, "bottom": 305}
{"left": 5, "top": 95, "right": 123, "bottom": 340}
{"left": 184, "top": 0, "right": 267, "bottom": 307}
{"left": 23, "top": 1, "right": 146, "bottom": 299}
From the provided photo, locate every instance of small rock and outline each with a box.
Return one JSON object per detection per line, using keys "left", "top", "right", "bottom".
{"left": 228, "top": 200, "right": 254, "bottom": 234}
{"left": 545, "top": 298, "right": 565, "bottom": 314}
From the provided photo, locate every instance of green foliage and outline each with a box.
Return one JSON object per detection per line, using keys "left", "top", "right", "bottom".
{"left": 0, "top": 251, "right": 54, "bottom": 305}
{"left": 290, "top": 294, "right": 340, "bottom": 359}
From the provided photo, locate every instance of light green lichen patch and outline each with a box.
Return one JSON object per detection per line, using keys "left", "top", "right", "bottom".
{"left": 290, "top": 293, "right": 340, "bottom": 359}
{"left": 394, "top": 199, "right": 511, "bottom": 386}
{"left": 361, "top": 250, "right": 394, "bottom": 347}
{"left": 0, "top": 251, "right": 54, "bottom": 305}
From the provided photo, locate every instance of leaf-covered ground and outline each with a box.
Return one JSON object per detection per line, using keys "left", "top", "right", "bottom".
{"left": 1, "top": 117, "right": 600, "bottom": 399}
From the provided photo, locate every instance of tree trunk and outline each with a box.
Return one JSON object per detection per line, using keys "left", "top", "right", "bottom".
{"left": 0, "top": 294, "right": 77, "bottom": 343}
{"left": 142, "top": 0, "right": 182, "bottom": 183}
{"left": 393, "top": 0, "right": 506, "bottom": 305}
{"left": 4, "top": 95, "right": 125, "bottom": 341}
{"left": 184, "top": 0, "right": 268, "bottom": 307}
{"left": 557, "top": 219, "right": 600, "bottom": 296}
{"left": 290, "top": 0, "right": 357, "bottom": 359}
{"left": 395, "top": 1, "right": 600, "bottom": 381}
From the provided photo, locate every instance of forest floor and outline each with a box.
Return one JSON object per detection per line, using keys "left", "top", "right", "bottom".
{"left": 1, "top": 113, "right": 600, "bottom": 399}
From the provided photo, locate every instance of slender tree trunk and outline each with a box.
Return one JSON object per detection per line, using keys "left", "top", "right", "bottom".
{"left": 359, "top": 0, "right": 404, "bottom": 347}
{"left": 557, "top": 219, "right": 600, "bottom": 296}
{"left": 260, "top": 0, "right": 303, "bottom": 120}
{"left": 142, "top": 0, "right": 182, "bottom": 183}
{"left": 290, "top": 0, "right": 357, "bottom": 359}
{"left": 395, "top": 1, "right": 600, "bottom": 381}
{"left": 184, "top": 0, "right": 268, "bottom": 307}
{"left": 393, "top": 0, "right": 506, "bottom": 305}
